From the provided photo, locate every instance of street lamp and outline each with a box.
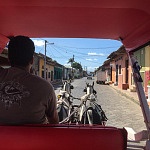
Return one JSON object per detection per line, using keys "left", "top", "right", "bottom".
{"left": 44, "top": 40, "right": 54, "bottom": 80}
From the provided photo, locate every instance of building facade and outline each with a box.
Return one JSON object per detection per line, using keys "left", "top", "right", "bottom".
{"left": 33, "top": 53, "right": 56, "bottom": 82}
{"left": 133, "top": 45, "right": 150, "bottom": 94}
{"left": 107, "top": 46, "right": 131, "bottom": 90}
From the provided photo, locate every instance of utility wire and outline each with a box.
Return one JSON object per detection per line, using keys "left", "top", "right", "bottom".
{"left": 54, "top": 44, "right": 109, "bottom": 57}
{"left": 47, "top": 44, "right": 106, "bottom": 65}
{"left": 46, "top": 44, "right": 56, "bottom": 58}
{"left": 49, "top": 44, "right": 70, "bottom": 60}
{"left": 54, "top": 45, "right": 88, "bottom": 56}
{"left": 35, "top": 38, "right": 113, "bottom": 56}
{"left": 55, "top": 43, "right": 121, "bottom": 50}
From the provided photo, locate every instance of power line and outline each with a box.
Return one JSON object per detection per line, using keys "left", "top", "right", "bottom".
{"left": 54, "top": 44, "right": 120, "bottom": 50}
{"left": 54, "top": 45, "right": 88, "bottom": 56}
{"left": 49, "top": 44, "right": 70, "bottom": 60}
{"left": 49, "top": 44, "right": 106, "bottom": 65}
{"left": 34, "top": 38, "right": 113, "bottom": 57}
{"left": 34, "top": 38, "right": 110, "bottom": 69}
{"left": 46, "top": 44, "right": 56, "bottom": 58}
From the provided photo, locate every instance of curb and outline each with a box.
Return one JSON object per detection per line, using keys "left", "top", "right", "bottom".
{"left": 51, "top": 81, "right": 63, "bottom": 85}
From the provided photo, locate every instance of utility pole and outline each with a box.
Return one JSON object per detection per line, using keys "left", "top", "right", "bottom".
{"left": 44, "top": 40, "right": 54, "bottom": 80}
{"left": 44, "top": 40, "right": 47, "bottom": 80}
{"left": 71, "top": 55, "right": 74, "bottom": 78}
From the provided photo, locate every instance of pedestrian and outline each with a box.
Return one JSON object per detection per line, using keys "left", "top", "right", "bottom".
{"left": 0, "top": 35, "right": 59, "bottom": 124}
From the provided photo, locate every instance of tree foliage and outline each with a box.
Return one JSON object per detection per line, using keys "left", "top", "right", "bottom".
{"left": 68, "top": 58, "right": 74, "bottom": 63}
{"left": 72, "top": 62, "right": 82, "bottom": 71}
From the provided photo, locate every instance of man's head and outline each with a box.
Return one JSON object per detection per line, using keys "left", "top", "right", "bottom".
{"left": 8, "top": 35, "right": 35, "bottom": 67}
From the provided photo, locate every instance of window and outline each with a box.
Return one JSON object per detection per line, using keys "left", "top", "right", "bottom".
{"left": 48, "top": 72, "right": 50, "bottom": 78}
{"left": 42, "top": 71, "right": 44, "bottom": 78}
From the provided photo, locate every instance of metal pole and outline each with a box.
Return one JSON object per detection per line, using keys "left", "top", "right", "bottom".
{"left": 44, "top": 41, "right": 54, "bottom": 80}
{"left": 128, "top": 52, "right": 150, "bottom": 135}
{"left": 72, "top": 55, "right": 74, "bottom": 79}
{"left": 44, "top": 40, "right": 47, "bottom": 80}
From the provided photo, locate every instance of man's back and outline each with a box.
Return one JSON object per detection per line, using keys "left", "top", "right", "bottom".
{"left": 0, "top": 67, "right": 58, "bottom": 124}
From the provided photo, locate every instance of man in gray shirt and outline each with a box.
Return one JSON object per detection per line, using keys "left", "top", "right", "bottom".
{"left": 0, "top": 35, "right": 59, "bottom": 124}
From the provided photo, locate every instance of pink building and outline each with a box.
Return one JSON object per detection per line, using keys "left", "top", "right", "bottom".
{"left": 107, "top": 46, "right": 133, "bottom": 90}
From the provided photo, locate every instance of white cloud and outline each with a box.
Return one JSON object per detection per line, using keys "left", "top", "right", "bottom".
{"left": 33, "top": 40, "right": 45, "bottom": 46}
{"left": 88, "top": 52, "right": 105, "bottom": 56}
{"left": 86, "top": 58, "right": 98, "bottom": 61}
{"left": 86, "top": 58, "right": 92, "bottom": 61}
{"left": 87, "top": 66, "right": 97, "bottom": 72}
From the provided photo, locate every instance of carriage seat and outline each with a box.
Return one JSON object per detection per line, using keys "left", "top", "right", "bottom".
{"left": 0, "top": 125, "right": 127, "bottom": 150}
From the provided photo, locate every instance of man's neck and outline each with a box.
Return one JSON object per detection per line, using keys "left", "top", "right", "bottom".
{"left": 13, "top": 65, "right": 31, "bottom": 73}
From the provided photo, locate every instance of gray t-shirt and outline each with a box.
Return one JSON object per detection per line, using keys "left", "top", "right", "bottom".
{"left": 0, "top": 67, "right": 57, "bottom": 124}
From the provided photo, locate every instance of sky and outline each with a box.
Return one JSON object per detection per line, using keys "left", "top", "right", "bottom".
{"left": 32, "top": 38, "right": 122, "bottom": 72}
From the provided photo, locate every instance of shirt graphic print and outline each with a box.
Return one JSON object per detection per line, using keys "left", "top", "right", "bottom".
{"left": 0, "top": 80, "right": 30, "bottom": 109}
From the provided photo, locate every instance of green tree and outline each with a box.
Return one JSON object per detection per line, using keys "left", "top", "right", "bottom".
{"left": 68, "top": 58, "right": 74, "bottom": 64}
{"left": 72, "top": 62, "right": 83, "bottom": 71}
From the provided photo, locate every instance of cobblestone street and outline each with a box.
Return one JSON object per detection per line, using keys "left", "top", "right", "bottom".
{"left": 54, "top": 77, "right": 147, "bottom": 149}
{"left": 95, "top": 84, "right": 146, "bottom": 132}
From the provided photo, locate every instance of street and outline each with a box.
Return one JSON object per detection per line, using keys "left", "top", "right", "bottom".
{"left": 54, "top": 77, "right": 147, "bottom": 149}
{"left": 54, "top": 77, "right": 146, "bottom": 132}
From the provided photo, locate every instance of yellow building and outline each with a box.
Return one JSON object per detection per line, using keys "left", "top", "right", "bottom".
{"left": 33, "top": 53, "right": 55, "bottom": 82}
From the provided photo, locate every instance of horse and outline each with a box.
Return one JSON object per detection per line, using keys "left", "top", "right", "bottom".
{"left": 83, "top": 82, "right": 97, "bottom": 96}
{"left": 62, "top": 80, "right": 74, "bottom": 94}
{"left": 57, "top": 80, "right": 74, "bottom": 123}
{"left": 81, "top": 81, "right": 107, "bottom": 125}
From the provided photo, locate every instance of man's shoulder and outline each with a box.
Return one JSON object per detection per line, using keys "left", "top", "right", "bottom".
{"left": 30, "top": 75, "right": 54, "bottom": 93}
{"left": 30, "top": 74, "right": 48, "bottom": 82}
{"left": 30, "top": 75, "right": 53, "bottom": 88}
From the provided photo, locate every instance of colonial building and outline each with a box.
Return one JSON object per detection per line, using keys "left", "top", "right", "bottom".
{"left": 105, "top": 46, "right": 133, "bottom": 90}
{"left": 32, "top": 53, "right": 56, "bottom": 82}
{"left": 54, "top": 62, "right": 63, "bottom": 81}
{"left": 102, "top": 59, "right": 111, "bottom": 82}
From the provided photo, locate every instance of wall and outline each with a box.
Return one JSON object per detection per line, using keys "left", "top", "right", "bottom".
{"left": 39, "top": 58, "right": 44, "bottom": 78}
{"left": 39, "top": 57, "right": 54, "bottom": 82}
{"left": 128, "top": 58, "right": 134, "bottom": 90}
{"left": 46, "top": 64, "right": 54, "bottom": 82}
{"left": 114, "top": 54, "right": 129, "bottom": 90}
{"left": 54, "top": 66, "right": 63, "bottom": 80}
{"left": 110, "top": 60, "right": 116, "bottom": 83}
{"left": 134, "top": 48, "right": 146, "bottom": 90}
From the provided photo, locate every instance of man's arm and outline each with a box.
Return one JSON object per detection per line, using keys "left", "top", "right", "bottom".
{"left": 46, "top": 87, "right": 59, "bottom": 124}
{"left": 47, "top": 109, "right": 59, "bottom": 124}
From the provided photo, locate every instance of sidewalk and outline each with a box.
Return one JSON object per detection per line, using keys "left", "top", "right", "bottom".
{"left": 51, "top": 80, "right": 63, "bottom": 85}
{"left": 109, "top": 84, "right": 140, "bottom": 105}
